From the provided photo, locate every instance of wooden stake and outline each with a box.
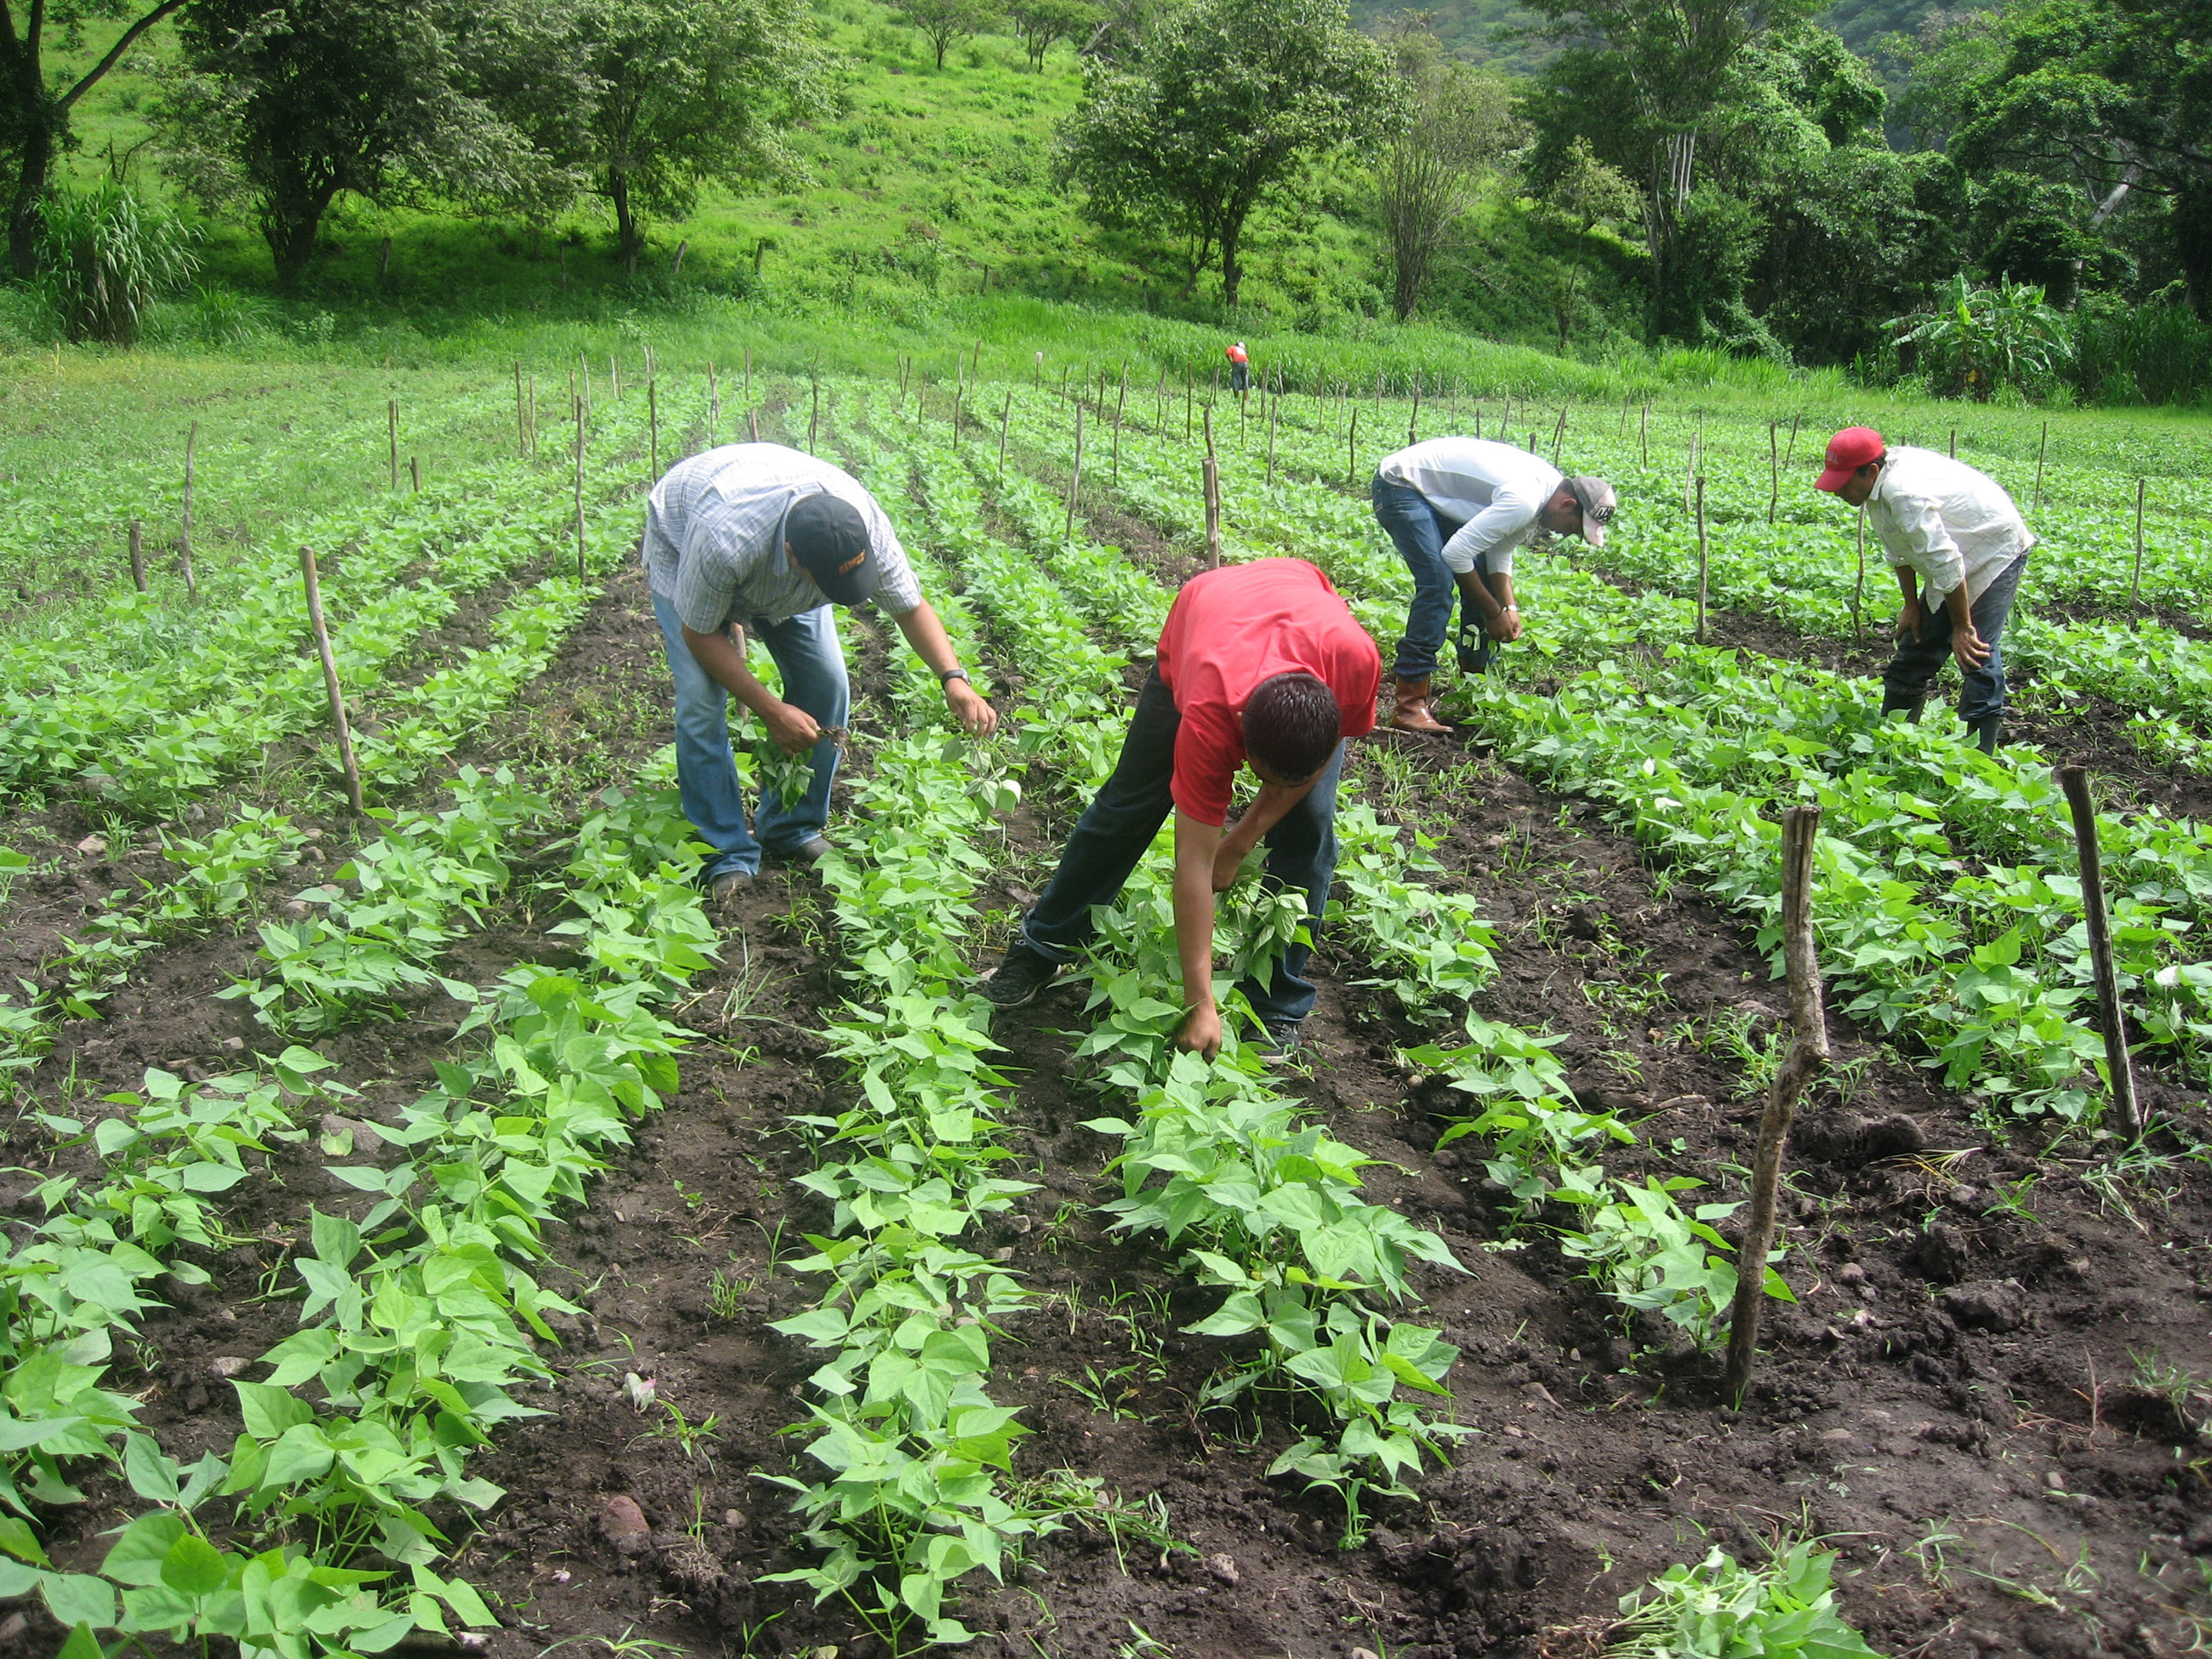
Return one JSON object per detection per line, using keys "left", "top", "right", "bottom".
{"left": 2131, "top": 478, "right": 2146, "bottom": 605}
{"left": 1202, "top": 405, "right": 1222, "bottom": 570}
{"left": 580, "top": 355, "right": 591, "bottom": 414}
{"left": 1947, "top": 425, "right": 1956, "bottom": 458}
{"left": 1265, "top": 389, "right": 1277, "bottom": 490}
{"left": 181, "top": 419, "right": 197, "bottom": 596}
{"left": 1408, "top": 372, "right": 1422, "bottom": 448}
{"left": 409, "top": 456, "right": 419, "bottom": 493}
{"left": 527, "top": 376, "right": 536, "bottom": 460}
{"left": 2057, "top": 766, "right": 2143, "bottom": 1141}
{"left": 573, "top": 397, "right": 586, "bottom": 582}
{"left": 1639, "top": 402, "right": 1649, "bottom": 470}
{"left": 387, "top": 398, "right": 399, "bottom": 490}
{"left": 1550, "top": 402, "right": 1568, "bottom": 465}
{"left": 515, "top": 362, "right": 527, "bottom": 459}
{"left": 1184, "top": 369, "right": 1193, "bottom": 441}
{"left": 808, "top": 379, "right": 820, "bottom": 455}
{"left": 1721, "top": 803, "right": 1828, "bottom": 1405}
{"left": 1683, "top": 419, "right": 1702, "bottom": 516}
{"left": 612, "top": 355, "right": 622, "bottom": 400}
{"left": 2033, "top": 419, "right": 2048, "bottom": 510}
{"left": 749, "top": 408, "right": 761, "bottom": 442}
{"left": 744, "top": 345, "right": 752, "bottom": 404}
{"left": 709, "top": 364, "right": 720, "bottom": 445}
{"left": 299, "top": 546, "right": 365, "bottom": 816}
{"left": 1852, "top": 500, "right": 1867, "bottom": 642}
{"left": 128, "top": 520, "right": 145, "bottom": 592}
{"left": 1694, "top": 474, "right": 1709, "bottom": 645}
{"left": 648, "top": 379, "right": 659, "bottom": 477}
{"left": 1065, "top": 404, "right": 1085, "bottom": 540}
{"left": 998, "top": 391, "right": 1013, "bottom": 482}
{"left": 1783, "top": 412, "right": 1801, "bottom": 473}
{"left": 1347, "top": 407, "right": 1359, "bottom": 486}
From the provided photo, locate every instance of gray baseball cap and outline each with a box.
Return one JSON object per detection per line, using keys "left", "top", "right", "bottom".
{"left": 1565, "top": 476, "right": 1616, "bottom": 546}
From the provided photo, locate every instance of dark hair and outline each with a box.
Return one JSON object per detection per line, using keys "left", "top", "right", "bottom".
{"left": 1242, "top": 671, "right": 1341, "bottom": 781}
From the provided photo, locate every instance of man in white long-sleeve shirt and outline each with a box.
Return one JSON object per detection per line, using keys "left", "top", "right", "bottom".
{"left": 1370, "top": 436, "right": 1616, "bottom": 733}
{"left": 1815, "top": 426, "right": 2034, "bottom": 753}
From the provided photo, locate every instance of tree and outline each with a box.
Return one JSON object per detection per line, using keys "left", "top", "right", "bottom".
{"left": 1055, "top": 0, "right": 1400, "bottom": 306}
{"left": 1007, "top": 0, "right": 1097, "bottom": 70}
{"left": 1373, "top": 19, "right": 1520, "bottom": 320}
{"left": 157, "top": 0, "right": 578, "bottom": 283}
{"left": 893, "top": 0, "right": 994, "bottom": 67}
{"left": 553, "top": 0, "right": 821, "bottom": 258}
{"left": 2, "top": 0, "right": 192, "bottom": 277}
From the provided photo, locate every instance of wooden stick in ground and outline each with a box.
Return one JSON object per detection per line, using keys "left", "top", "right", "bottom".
{"left": 749, "top": 408, "right": 761, "bottom": 443}
{"left": 2131, "top": 478, "right": 2146, "bottom": 605}
{"left": 648, "top": 379, "right": 659, "bottom": 477}
{"left": 181, "top": 419, "right": 197, "bottom": 596}
{"left": 2033, "top": 419, "right": 2048, "bottom": 510}
{"left": 1721, "top": 803, "right": 1828, "bottom": 1405}
{"left": 998, "top": 391, "right": 1013, "bottom": 482}
{"left": 1347, "top": 406, "right": 1359, "bottom": 487}
{"left": 1202, "top": 436, "right": 1222, "bottom": 570}
{"left": 1694, "top": 473, "right": 1709, "bottom": 645}
{"left": 708, "top": 364, "right": 719, "bottom": 445}
{"left": 1639, "top": 402, "right": 1649, "bottom": 470}
{"left": 744, "top": 346, "right": 754, "bottom": 406}
{"left": 808, "top": 379, "right": 820, "bottom": 455}
{"left": 1783, "top": 412, "right": 1801, "bottom": 473}
{"left": 573, "top": 397, "right": 586, "bottom": 582}
{"left": 2056, "top": 766, "right": 2143, "bottom": 1139}
{"left": 515, "top": 362, "right": 527, "bottom": 459}
{"left": 1064, "top": 404, "right": 1085, "bottom": 539}
{"left": 409, "top": 457, "right": 419, "bottom": 493}
{"left": 128, "top": 520, "right": 145, "bottom": 592}
{"left": 527, "top": 377, "right": 536, "bottom": 460}
{"left": 1947, "top": 425, "right": 1956, "bottom": 458}
{"left": 1550, "top": 402, "right": 1568, "bottom": 465}
{"left": 387, "top": 398, "right": 399, "bottom": 490}
{"left": 1852, "top": 500, "right": 1867, "bottom": 642}
{"left": 299, "top": 546, "right": 365, "bottom": 816}
{"left": 1407, "top": 372, "right": 1422, "bottom": 447}
{"left": 612, "top": 355, "right": 622, "bottom": 400}
{"left": 1265, "top": 389, "right": 1277, "bottom": 489}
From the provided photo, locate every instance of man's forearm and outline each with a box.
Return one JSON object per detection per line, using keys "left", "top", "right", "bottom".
{"left": 892, "top": 601, "right": 962, "bottom": 677}
{"left": 1944, "top": 584, "right": 1975, "bottom": 631}
{"left": 1221, "top": 776, "right": 1321, "bottom": 867}
{"left": 1172, "top": 818, "right": 1220, "bottom": 1012}
{"left": 1454, "top": 568, "right": 1504, "bottom": 621}
{"left": 681, "top": 623, "right": 779, "bottom": 716}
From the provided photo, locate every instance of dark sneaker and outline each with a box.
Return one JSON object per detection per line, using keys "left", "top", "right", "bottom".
{"left": 772, "top": 835, "right": 834, "bottom": 864}
{"left": 1260, "top": 1016, "right": 1305, "bottom": 1052}
{"left": 981, "top": 943, "right": 1060, "bottom": 1008}
{"left": 709, "top": 869, "right": 755, "bottom": 909}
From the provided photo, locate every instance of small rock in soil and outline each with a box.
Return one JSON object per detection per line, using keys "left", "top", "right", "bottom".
{"left": 1204, "top": 1552, "right": 1239, "bottom": 1586}
{"left": 599, "top": 1494, "right": 652, "bottom": 1555}
{"left": 207, "top": 1356, "right": 251, "bottom": 1379}
{"left": 1941, "top": 1280, "right": 2027, "bottom": 1332}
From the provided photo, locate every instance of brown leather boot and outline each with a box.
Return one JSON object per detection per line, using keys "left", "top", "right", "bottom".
{"left": 1391, "top": 676, "right": 1451, "bottom": 734}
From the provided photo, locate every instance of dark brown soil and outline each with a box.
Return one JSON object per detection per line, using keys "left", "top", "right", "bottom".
{"left": 5, "top": 435, "right": 2209, "bottom": 1659}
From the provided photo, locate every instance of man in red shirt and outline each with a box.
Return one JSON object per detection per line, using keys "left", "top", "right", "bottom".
{"left": 982, "top": 558, "right": 1380, "bottom": 1057}
{"left": 1227, "top": 340, "right": 1251, "bottom": 396}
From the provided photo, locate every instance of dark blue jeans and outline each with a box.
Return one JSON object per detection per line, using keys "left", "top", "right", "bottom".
{"left": 1017, "top": 668, "right": 1343, "bottom": 1024}
{"left": 1883, "top": 552, "right": 2027, "bottom": 731}
{"left": 1371, "top": 476, "right": 1503, "bottom": 679}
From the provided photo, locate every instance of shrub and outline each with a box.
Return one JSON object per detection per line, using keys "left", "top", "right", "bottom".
{"left": 33, "top": 182, "right": 198, "bottom": 347}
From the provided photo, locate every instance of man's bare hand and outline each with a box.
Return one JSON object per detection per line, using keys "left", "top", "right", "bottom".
{"left": 947, "top": 679, "right": 998, "bottom": 737}
{"left": 1952, "top": 624, "right": 1993, "bottom": 670}
{"left": 1488, "top": 609, "right": 1524, "bottom": 643}
{"left": 1211, "top": 840, "right": 1250, "bottom": 892}
{"left": 1896, "top": 599, "right": 1923, "bottom": 641}
{"left": 764, "top": 700, "right": 823, "bottom": 755}
{"left": 1174, "top": 1002, "right": 1223, "bottom": 1061}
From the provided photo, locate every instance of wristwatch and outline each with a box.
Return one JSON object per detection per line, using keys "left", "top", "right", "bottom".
{"left": 938, "top": 667, "right": 970, "bottom": 687}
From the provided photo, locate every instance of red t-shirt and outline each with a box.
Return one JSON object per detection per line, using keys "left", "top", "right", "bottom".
{"left": 1155, "top": 559, "right": 1380, "bottom": 826}
{"left": 1226, "top": 344, "right": 1249, "bottom": 364}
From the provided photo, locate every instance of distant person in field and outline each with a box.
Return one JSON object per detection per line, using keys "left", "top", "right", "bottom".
{"left": 642, "top": 442, "right": 996, "bottom": 903}
{"left": 1814, "top": 425, "right": 2033, "bottom": 754}
{"left": 981, "top": 558, "right": 1380, "bottom": 1058}
{"left": 1227, "top": 340, "right": 1251, "bottom": 396}
{"left": 1370, "top": 436, "right": 1616, "bottom": 733}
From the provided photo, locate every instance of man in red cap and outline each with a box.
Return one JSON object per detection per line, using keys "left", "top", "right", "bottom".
{"left": 1815, "top": 425, "right": 2034, "bottom": 753}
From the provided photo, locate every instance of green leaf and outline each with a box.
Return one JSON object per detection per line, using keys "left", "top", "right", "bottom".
{"left": 54, "top": 1622, "right": 105, "bottom": 1659}
{"left": 100, "top": 1514, "right": 188, "bottom": 1588}
{"left": 160, "top": 1533, "right": 230, "bottom": 1599}
{"left": 0, "top": 1516, "right": 50, "bottom": 1567}
{"left": 43, "top": 1572, "right": 117, "bottom": 1630}
{"left": 232, "top": 1381, "right": 314, "bottom": 1440}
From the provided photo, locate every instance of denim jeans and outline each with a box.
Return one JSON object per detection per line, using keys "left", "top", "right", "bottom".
{"left": 652, "top": 589, "right": 849, "bottom": 879}
{"left": 1882, "top": 552, "right": 2027, "bottom": 730}
{"left": 1017, "top": 668, "right": 1343, "bottom": 1024}
{"left": 1371, "top": 476, "right": 1505, "bottom": 679}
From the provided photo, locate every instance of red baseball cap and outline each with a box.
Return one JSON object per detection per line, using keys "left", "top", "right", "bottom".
{"left": 1816, "top": 426, "right": 1885, "bottom": 493}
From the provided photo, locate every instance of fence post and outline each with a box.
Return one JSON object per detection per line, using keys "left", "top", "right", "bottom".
{"left": 299, "top": 546, "right": 365, "bottom": 816}
{"left": 128, "top": 520, "right": 146, "bottom": 593}
{"left": 1695, "top": 474, "right": 1709, "bottom": 645}
{"left": 1064, "top": 403, "right": 1085, "bottom": 540}
{"left": 1202, "top": 405, "right": 1222, "bottom": 570}
{"left": 573, "top": 398, "right": 587, "bottom": 583}
{"left": 2130, "top": 478, "right": 2146, "bottom": 605}
{"left": 180, "top": 419, "right": 197, "bottom": 596}
{"left": 2056, "top": 766, "right": 2142, "bottom": 1142}
{"left": 1721, "top": 804, "right": 1828, "bottom": 1405}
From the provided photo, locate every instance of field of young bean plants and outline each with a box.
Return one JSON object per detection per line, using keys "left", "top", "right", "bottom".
{"left": 0, "top": 346, "right": 2208, "bottom": 1659}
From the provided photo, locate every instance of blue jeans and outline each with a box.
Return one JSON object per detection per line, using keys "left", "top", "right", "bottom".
{"left": 1883, "top": 553, "right": 2027, "bottom": 733}
{"left": 1371, "top": 476, "right": 1503, "bottom": 679}
{"left": 652, "top": 590, "right": 848, "bottom": 879}
{"left": 1016, "top": 668, "right": 1342, "bottom": 1024}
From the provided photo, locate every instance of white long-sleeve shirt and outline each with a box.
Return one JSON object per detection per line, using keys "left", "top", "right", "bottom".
{"left": 1867, "top": 447, "right": 2035, "bottom": 604}
{"left": 1377, "top": 437, "right": 1563, "bottom": 576}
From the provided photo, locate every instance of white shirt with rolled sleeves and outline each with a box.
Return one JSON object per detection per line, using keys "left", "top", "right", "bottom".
{"left": 1867, "top": 446, "right": 2036, "bottom": 605}
{"left": 641, "top": 442, "right": 925, "bottom": 633}
{"left": 1377, "top": 436, "right": 1564, "bottom": 576}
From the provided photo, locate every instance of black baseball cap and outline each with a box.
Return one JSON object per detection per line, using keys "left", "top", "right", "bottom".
{"left": 784, "top": 493, "right": 881, "bottom": 606}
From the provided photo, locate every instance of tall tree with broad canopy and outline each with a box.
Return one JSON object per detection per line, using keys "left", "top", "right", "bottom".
{"left": 1054, "top": 0, "right": 1400, "bottom": 306}
{"left": 551, "top": 0, "right": 822, "bottom": 259}
{"left": 2, "top": 0, "right": 193, "bottom": 277}
{"left": 1373, "top": 16, "right": 1520, "bottom": 321}
{"left": 1007, "top": 0, "right": 1098, "bottom": 69}
{"left": 156, "top": 0, "right": 581, "bottom": 283}
{"left": 892, "top": 0, "right": 995, "bottom": 68}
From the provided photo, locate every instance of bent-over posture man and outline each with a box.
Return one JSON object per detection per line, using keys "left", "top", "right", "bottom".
{"left": 981, "top": 557, "right": 1380, "bottom": 1058}
{"left": 643, "top": 442, "right": 996, "bottom": 902}
{"left": 1815, "top": 425, "right": 2033, "bottom": 754}
{"left": 1370, "top": 436, "right": 1614, "bottom": 733}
